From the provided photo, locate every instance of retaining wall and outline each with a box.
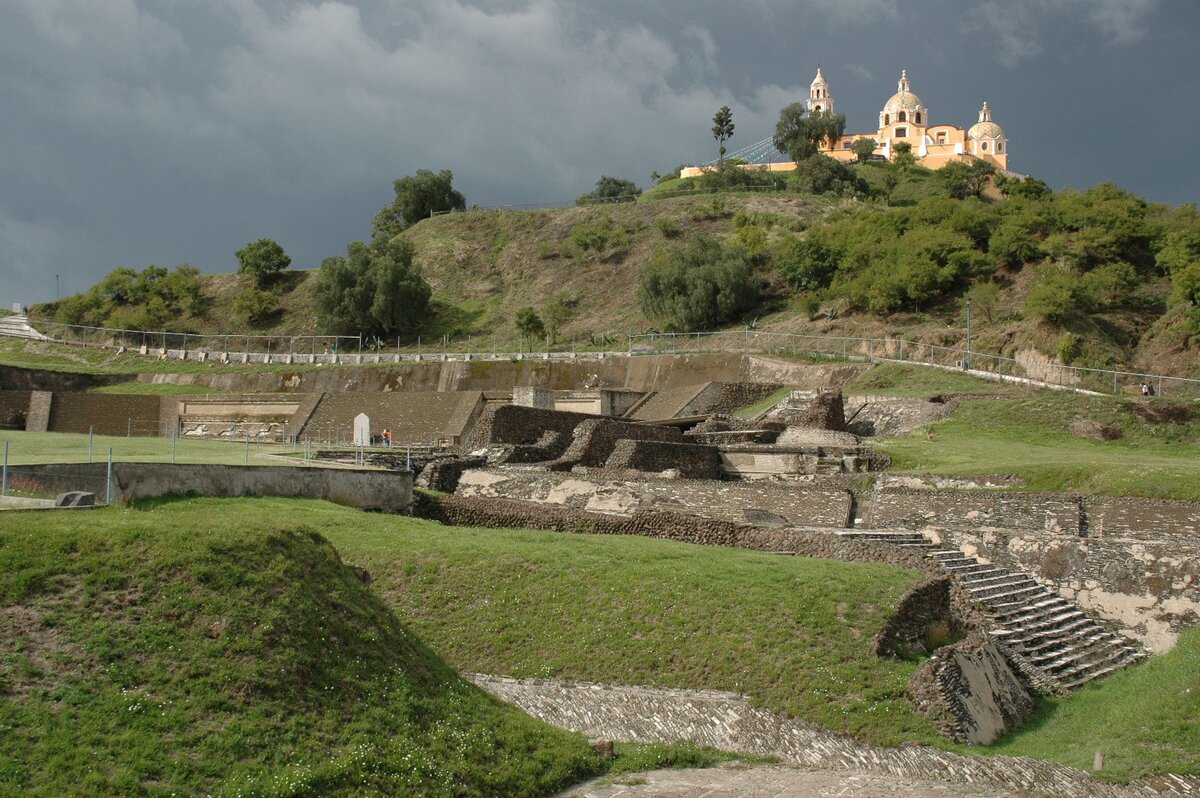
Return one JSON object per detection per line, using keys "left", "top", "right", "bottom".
{"left": 5, "top": 463, "right": 412, "bottom": 512}
{"left": 455, "top": 469, "right": 853, "bottom": 527}
{"left": 548, "top": 418, "right": 683, "bottom": 471}
{"left": 872, "top": 488, "right": 1200, "bottom": 651}
{"left": 604, "top": 439, "right": 722, "bottom": 480}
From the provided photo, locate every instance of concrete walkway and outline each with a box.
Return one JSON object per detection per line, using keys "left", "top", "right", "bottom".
{"left": 559, "top": 764, "right": 1012, "bottom": 798}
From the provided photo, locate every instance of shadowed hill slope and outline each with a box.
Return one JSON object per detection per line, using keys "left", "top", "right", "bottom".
{"left": 0, "top": 501, "right": 599, "bottom": 797}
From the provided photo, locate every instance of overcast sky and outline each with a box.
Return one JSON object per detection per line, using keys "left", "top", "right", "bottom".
{"left": 2, "top": 0, "right": 1197, "bottom": 305}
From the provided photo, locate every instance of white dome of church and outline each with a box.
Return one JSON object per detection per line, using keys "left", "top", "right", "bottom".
{"left": 968, "top": 101, "right": 1005, "bottom": 140}
{"left": 879, "top": 69, "right": 927, "bottom": 126}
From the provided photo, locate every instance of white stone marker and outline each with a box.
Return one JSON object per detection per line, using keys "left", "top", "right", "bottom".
{"left": 353, "top": 413, "right": 371, "bottom": 446}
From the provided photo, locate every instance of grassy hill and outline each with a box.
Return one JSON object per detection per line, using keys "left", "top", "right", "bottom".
{"left": 29, "top": 166, "right": 1200, "bottom": 378}
{"left": 0, "top": 501, "right": 600, "bottom": 796}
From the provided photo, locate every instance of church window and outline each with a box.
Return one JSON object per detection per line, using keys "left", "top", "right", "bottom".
{"left": 996, "top": 142, "right": 1004, "bottom": 153}
{"left": 815, "top": 104, "right": 822, "bottom": 112}
{"left": 937, "top": 132, "right": 947, "bottom": 143}
{"left": 899, "top": 111, "right": 907, "bottom": 122}
{"left": 884, "top": 114, "right": 890, "bottom": 125}
{"left": 981, "top": 141, "right": 989, "bottom": 151}
{"left": 895, "top": 127, "right": 908, "bottom": 138}
{"left": 915, "top": 112, "right": 922, "bottom": 124}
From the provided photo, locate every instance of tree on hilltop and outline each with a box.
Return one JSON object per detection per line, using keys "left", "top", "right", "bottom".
{"left": 892, "top": 141, "right": 916, "bottom": 172}
{"left": 773, "top": 104, "right": 846, "bottom": 163}
{"left": 372, "top": 169, "right": 466, "bottom": 241}
{"left": 577, "top": 176, "right": 641, "bottom": 205}
{"left": 236, "top": 239, "right": 290, "bottom": 287}
{"left": 851, "top": 138, "right": 877, "bottom": 163}
{"left": 712, "top": 106, "right": 735, "bottom": 165}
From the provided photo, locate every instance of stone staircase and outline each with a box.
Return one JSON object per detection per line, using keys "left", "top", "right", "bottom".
{"left": 836, "top": 530, "right": 1144, "bottom": 692}
{"left": 0, "top": 314, "right": 47, "bottom": 340}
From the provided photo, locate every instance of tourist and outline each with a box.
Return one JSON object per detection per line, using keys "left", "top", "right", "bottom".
{"left": 1140, "top": 383, "right": 1151, "bottom": 397}
{"left": 382, "top": 428, "right": 392, "bottom": 447}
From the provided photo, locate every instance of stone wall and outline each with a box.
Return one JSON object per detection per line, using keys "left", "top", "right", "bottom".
{"left": 603, "top": 439, "right": 722, "bottom": 480}
{"left": 872, "top": 488, "right": 1200, "bottom": 651}
{"left": 301, "top": 390, "right": 483, "bottom": 446}
{"left": 47, "top": 392, "right": 166, "bottom": 436}
{"left": 439, "top": 494, "right": 933, "bottom": 572}
{"left": 466, "top": 403, "right": 595, "bottom": 452}
{"left": 6, "top": 462, "right": 412, "bottom": 512}
{"left": 416, "top": 456, "right": 489, "bottom": 493}
{"left": 455, "top": 469, "right": 854, "bottom": 527}
{"left": 0, "top": 364, "right": 131, "bottom": 392}
{"left": 908, "top": 634, "right": 1039, "bottom": 745}
{"left": 0, "top": 390, "right": 30, "bottom": 429}
{"left": 548, "top": 418, "right": 683, "bottom": 471}
{"left": 699, "top": 382, "right": 784, "bottom": 416}
{"left": 469, "top": 674, "right": 1192, "bottom": 797}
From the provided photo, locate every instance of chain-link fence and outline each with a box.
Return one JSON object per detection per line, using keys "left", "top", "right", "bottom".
{"left": 626, "top": 330, "right": 1200, "bottom": 398}
{"left": 11, "top": 318, "right": 1199, "bottom": 398}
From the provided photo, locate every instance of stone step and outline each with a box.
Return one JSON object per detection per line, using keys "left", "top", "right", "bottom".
{"left": 1004, "top": 619, "right": 1097, "bottom": 649}
{"left": 992, "top": 598, "right": 1078, "bottom": 622}
{"left": 942, "top": 563, "right": 1005, "bottom": 578}
{"left": 962, "top": 572, "right": 1038, "bottom": 590}
{"left": 975, "top": 583, "right": 1047, "bottom": 604}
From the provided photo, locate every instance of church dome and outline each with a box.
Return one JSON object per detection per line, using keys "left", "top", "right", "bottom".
{"left": 880, "top": 69, "right": 926, "bottom": 125}
{"left": 967, "top": 102, "right": 1004, "bottom": 139}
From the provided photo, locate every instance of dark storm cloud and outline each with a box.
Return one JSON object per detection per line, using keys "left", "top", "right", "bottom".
{"left": 0, "top": 0, "right": 1195, "bottom": 305}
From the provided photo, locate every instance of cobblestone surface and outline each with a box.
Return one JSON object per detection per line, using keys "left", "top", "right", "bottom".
{"left": 558, "top": 764, "right": 1015, "bottom": 798}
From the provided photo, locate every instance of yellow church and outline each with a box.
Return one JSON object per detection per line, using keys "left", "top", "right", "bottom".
{"left": 681, "top": 68, "right": 1008, "bottom": 177}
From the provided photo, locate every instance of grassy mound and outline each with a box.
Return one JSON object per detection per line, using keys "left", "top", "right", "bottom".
{"left": 0, "top": 502, "right": 599, "bottom": 796}
{"left": 876, "top": 390, "right": 1200, "bottom": 499}
{"left": 990, "top": 626, "right": 1200, "bottom": 781}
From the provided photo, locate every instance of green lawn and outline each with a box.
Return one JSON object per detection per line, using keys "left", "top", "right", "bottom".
{"left": 847, "top": 362, "right": 1029, "bottom": 397}
{"left": 91, "top": 382, "right": 225, "bottom": 395}
{"left": 315, "top": 504, "right": 939, "bottom": 748}
{"left": 876, "top": 393, "right": 1200, "bottom": 499}
{"left": 990, "top": 626, "right": 1200, "bottom": 782}
{"left": 0, "top": 499, "right": 601, "bottom": 796}
{"left": 0, "top": 430, "right": 309, "bottom": 467}
{"left": 733, "top": 386, "right": 791, "bottom": 417}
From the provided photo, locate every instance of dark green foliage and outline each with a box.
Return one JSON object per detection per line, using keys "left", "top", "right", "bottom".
{"left": 773, "top": 104, "right": 847, "bottom": 163}
{"left": 999, "top": 175, "right": 1051, "bottom": 200}
{"left": 892, "top": 141, "right": 916, "bottom": 171}
{"left": 1025, "top": 262, "right": 1086, "bottom": 322}
{"left": 696, "top": 162, "right": 784, "bottom": 192}
{"left": 233, "top": 286, "right": 279, "bottom": 327}
{"left": 235, "top": 238, "right": 291, "bottom": 287}
{"left": 53, "top": 264, "right": 202, "bottom": 330}
{"left": 851, "top": 137, "right": 877, "bottom": 162}
{"left": 789, "top": 155, "right": 866, "bottom": 197}
{"left": 568, "top": 214, "right": 629, "bottom": 257}
{"left": 577, "top": 175, "right": 641, "bottom": 204}
{"left": 372, "top": 169, "right": 466, "bottom": 240}
{"left": 514, "top": 307, "right": 545, "bottom": 343}
{"left": 639, "top": 236, "right": 761, "bottom": 330}
{"left": 314, "top": 239, "right": 432, "bottom": 337}
{"left": 936, "top": 160, "right": 995, "bottom": 199}
{"left": 775, "top": 235, "right": 838, "bottom": 291}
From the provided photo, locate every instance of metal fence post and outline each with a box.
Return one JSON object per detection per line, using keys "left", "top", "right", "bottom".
{"left": 106, "top": 448, "right": 113, "bottom": 504}
{"left": 2, "top": 440, "right": 7, "bottom": 497}
{"left": 172, "top": 430, "right": 177, "bottom": 464}
{"left": 88, "top": 426, "right": 94, "bottom": 463}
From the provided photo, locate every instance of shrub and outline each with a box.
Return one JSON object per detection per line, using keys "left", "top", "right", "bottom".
{"left": 638, "top": 236, "right": 761, "bottom": 331}
{"left": 568, "top": 215, "right": 628, "bottom": 256}
{"left": 314, "top": 239, "right": 432, "bottom": 337}
{"left": 235, "top": 239, "right": 291, "bottom": 287}
{"left": 775, "top": 235, "right": 837, "bottom": 291}
{"left": 1025, "top": 262, "right": 1085, "bottom": 323}
{"left": 789, "top": 155, "right": 866, "bottom": 197}
{"left": 234, "top": 287, "right": 280, "bottom": 327}
{"left": 1057, "top": 332, "right": 1082, "bottom": 364}
{"left": 654, "top": 217, "right": 680, "bottom": 238}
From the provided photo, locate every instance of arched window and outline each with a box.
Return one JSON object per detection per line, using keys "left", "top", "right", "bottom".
{"left": 981, "top": 141, "right": 989, "bottom": 151}
{"left": 899, "top": 111, "right": 907, "bottom": 122}
{"left": 884, "top": 114, "right": 890, "bottom": 125}
{"left": 814, "top": 104, "right": 822, "bottom": 112}
{"left": 915, "top": 112, "right": 922, "bottom": 124}
{"left": 996, "top": 142, "right": 1004, "bottom": 153}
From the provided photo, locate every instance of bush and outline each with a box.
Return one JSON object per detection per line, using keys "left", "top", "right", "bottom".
{"left": 1025, "top": 262, "right": 1085, "bottom": 323}
{"left": 1057, "top": 332, "right": 1082, "bottom": 364}
{"left": 568, "top": 215, "right": 628, "bottom": 256}
{"left": 577, "top": 175, "right": 640, "bottom": 205}
{"left": 235, "top": 239, "right": 291, "bottom": 287}
{"left": 775, "top": 235, "right": 837, "bottom": 291}
{"left": 314, "top": 239, "right": 432, "bottom": 337}
{"left": 234, "top": 287, "right": 280, "bottom": 327}
{"left": 638, "top": 236, "right": 761, "bottom": 331}
{"left": 789, "top": 155, "right": 866, "bottom": 197}
{"left": 654, "top": 217, "right": 680, "bottom": 238}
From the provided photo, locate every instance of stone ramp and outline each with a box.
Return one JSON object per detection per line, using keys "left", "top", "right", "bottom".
{"left": 837, "top": 530, "right": 1145, "bottom": 692}
{"left": 475, "top": 675, "right": 1196, "bottom": 798}
{"left": 300, "top": 390, "right": 483, "bottom": 446}
{"left": 626, "top": 383, "right": 711, "bottom": 421}
{"left": 0, "top": 314, "right": 48, "bottom": 341}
